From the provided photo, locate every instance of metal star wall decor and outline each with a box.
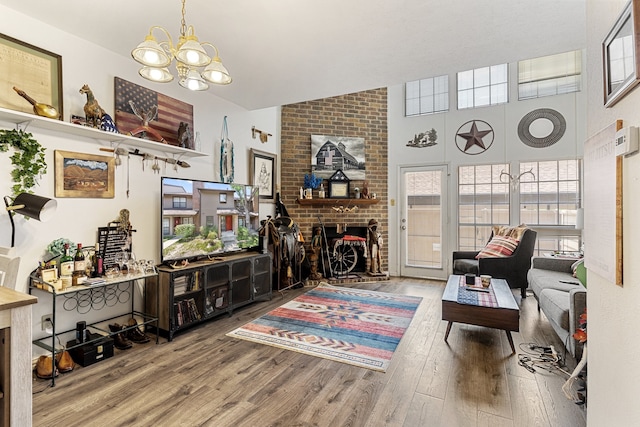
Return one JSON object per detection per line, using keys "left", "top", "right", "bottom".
{"left": 455, "top": 120, "right": 494, "bottom": 155}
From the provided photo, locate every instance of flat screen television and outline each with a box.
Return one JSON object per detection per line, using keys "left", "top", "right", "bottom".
{"left": 160, "top": 177, "right": 260, "bottom": 264}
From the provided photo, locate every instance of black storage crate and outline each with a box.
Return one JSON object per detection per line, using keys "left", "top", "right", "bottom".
{"left": 67, "top": 332, "right": 114, "bottom": 367}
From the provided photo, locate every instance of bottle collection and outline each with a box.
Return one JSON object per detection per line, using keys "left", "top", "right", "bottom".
{"left": 36, "top": 244, "right": 155, "bottom": 291}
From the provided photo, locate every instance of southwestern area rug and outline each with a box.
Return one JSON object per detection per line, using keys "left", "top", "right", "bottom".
{"left": 226, "top": 284, "right": 422, "bottom": 372}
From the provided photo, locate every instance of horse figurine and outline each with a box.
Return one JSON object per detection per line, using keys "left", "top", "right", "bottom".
{"left": 79, "top": 84, "right": 106, "bottom": 128}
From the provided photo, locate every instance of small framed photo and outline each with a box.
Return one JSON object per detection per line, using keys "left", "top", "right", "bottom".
{"left": 329, "top": 181, "right": 349, "bottom": 198}
{"left": 603, "top": 0, "right": 640, "bottom": 107}
{"left": 250, "top": 149, "right": 277, "bottom": 202}
{"left": 54, "top": 150, "right": 115, "bottom": 198}
{"left": 328, "top": 169, "right": 351, "bottom": 198}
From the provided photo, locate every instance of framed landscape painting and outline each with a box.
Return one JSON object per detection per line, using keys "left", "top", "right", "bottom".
{"left": 54, "top": 150, "right": 115, "bottom": 198}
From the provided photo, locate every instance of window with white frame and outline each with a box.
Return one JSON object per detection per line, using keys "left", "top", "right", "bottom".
{"left": 457, "top": 64, "right": 508, "bottom": 109}
{"left": 405, "top": 75, "right": 449, "bottom": 116}
{"left": 458, "top": 163, "right": 510, "bottom": 250}
{"left": 519, "top": 160, "right": 581, "bottom": 253}
{"left": 457, "top": 160, "right": 582, "bottom": 254}
{"left": 518, "top": 50, "right": 582, "bottom": 100}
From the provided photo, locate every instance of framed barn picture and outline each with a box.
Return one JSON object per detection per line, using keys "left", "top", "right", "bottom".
{"left": 311, "top": 135, "right": 365, "bottom": 180}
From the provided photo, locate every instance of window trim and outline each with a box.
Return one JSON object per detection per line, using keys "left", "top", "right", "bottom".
{"left": 457, "top": 63, "right": 509, "bottom": 110}
{"left": 405, "top": 75, "right": 449, "bottom": 116}
{"left": 518, "top": 50, "right": 582, "bottom": 100}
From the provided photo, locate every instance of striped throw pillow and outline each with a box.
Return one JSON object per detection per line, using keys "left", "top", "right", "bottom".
{"left": 475, "top": 236, "right": 519, "bottom": 259}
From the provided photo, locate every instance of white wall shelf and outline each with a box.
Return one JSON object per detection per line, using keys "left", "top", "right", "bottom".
{"left": 0, "top": 107, "right": 208, "bottom": 159}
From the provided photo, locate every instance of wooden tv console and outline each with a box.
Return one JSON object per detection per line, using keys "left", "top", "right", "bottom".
{"left": 145, "top": 252, "right": 271, "bottom": 341}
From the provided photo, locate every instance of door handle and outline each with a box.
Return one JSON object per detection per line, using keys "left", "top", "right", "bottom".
{"left": 401, "top": 225, "right": 406, "bottom": 230}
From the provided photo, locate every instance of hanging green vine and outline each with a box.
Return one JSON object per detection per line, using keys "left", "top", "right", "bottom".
{"left": 0, "top": 128, "right": 47, "bottom": 197}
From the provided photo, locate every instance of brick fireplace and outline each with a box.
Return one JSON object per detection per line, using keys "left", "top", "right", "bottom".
{"left": 280, "top": 88, "right": 388, "bottom": 281}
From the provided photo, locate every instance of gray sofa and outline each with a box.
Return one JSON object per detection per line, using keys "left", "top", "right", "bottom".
{"left": 527, "top": 257, "right": 586, "bottom": 359}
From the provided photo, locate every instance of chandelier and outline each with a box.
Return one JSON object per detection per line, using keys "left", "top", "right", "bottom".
{"left": 131, "top": 0, "right": 232, "bottom": 91}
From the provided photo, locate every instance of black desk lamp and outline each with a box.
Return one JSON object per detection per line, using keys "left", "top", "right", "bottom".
{"left": 4, "top": 193, "right": 57, "bottom": 247}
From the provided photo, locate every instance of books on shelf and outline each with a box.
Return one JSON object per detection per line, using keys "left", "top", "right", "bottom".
{"left": 174, "top": 297, "right": 202, "bottom": 327}
{"left": 173, "top": 271, "right": 201, "bottom": 296}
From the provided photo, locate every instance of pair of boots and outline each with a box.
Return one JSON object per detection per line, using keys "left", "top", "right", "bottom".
{"left": 109, "top": 318, "right": 150, "bottom": 350}
{"left": 35, "top": 350, "right": 74, "bottom": 379}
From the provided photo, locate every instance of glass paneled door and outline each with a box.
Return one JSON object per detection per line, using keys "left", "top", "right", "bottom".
{"left": 400, "top": 165, "right": 448, "bottom": 280}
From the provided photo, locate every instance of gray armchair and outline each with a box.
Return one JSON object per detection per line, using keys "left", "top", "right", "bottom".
{"left": 452, "top": 229, "right": 537, "bottom": 298}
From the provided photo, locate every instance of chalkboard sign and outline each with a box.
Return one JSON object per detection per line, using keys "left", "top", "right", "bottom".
{"left": 97, "top": 224, "right": 131, "bottom": 269}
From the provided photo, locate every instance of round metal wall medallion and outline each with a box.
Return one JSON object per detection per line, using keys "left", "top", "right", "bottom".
{"left": 518, "top": 108, "right": 566, "bottom": 148}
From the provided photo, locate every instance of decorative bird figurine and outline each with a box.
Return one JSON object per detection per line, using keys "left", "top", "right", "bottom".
{"left": 128, "top": 101, "right": 165, "bottom": 143}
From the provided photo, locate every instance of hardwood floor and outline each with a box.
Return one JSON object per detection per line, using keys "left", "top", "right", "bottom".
{"left": 32, "top": 278, "right": 586, "bottom": 427}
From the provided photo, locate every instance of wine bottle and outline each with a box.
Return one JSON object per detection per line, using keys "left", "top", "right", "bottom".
{"left": 92, "top": 242, "right": 104, "bottom": 277}
{"left": 12, "top": 86, "right": 60, "bottom": 119}
{"left": 72, "top": 243, "right": 86, "bottom": 285}
{"left": 59, "top": 243, "right": 73, "bottom": 290}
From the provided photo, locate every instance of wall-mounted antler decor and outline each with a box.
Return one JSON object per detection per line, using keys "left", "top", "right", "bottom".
{"left": 500, "top": 168, "right": 535, "bottom": 191}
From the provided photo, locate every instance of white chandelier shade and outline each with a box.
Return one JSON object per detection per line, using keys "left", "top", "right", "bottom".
{"left": 130, "top": 0, "right": 232, "bottom": 90}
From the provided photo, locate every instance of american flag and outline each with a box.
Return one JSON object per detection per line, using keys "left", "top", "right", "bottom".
{"left": 114, "top": 77, "right": 194, "bottom": 147}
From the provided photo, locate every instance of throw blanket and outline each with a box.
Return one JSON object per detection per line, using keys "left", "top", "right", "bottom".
{"left": 456, "top": 276, "right": 498, "bottom": 308}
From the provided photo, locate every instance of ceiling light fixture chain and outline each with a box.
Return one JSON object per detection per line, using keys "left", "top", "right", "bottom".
{"left": 180, "top": 0, "right": 187, "bottom": 37}
{"left": 131, "top": 0, "right": 232, "bottom": 91}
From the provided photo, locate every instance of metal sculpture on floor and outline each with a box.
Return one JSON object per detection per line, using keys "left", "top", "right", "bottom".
{"left": 367, "top": 218, "right": 384, "bottom": 275}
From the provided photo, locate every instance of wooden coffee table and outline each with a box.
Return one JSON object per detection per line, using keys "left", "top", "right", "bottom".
{"left": 442, "top": 275, "right": 520, "bottom": 353}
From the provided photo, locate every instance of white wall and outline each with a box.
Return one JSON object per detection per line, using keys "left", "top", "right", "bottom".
{"left": 387, "top": 64, "right": 586, "bottom": 277}
{"left": 0, "top": 5, "right": 279, "bottom": 336}
{"left": 586, "top": 1, "right": 640, "bottom": 424}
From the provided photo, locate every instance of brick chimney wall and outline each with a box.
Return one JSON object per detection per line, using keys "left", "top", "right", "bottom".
{"left": 280, "top": 88, "right": 388, "bottom": 271}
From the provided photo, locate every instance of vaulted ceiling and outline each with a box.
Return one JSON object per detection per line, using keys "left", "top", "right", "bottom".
{"left": 2, "top": 0, "right": 586, "bottom": 110}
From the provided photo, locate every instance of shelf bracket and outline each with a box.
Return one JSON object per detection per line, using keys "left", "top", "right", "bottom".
{"left": 16, "top": 120, "right": 33, "bottom": 132}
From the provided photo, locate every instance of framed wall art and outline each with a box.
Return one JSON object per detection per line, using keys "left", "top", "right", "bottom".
{"left": 328, "top": 169, "right": 351, "bottom": 199}
{"left": 250, "top": 149, "right": 277, "bottom": 201}
{"left": 114, "top": 77, "right": 194, "bottom": 147}
{"left": 311, "top": 135, "right": 366, "bottom": 180}
{"left": 0, "top": 33, "right": 63, "bottom": 118}
{"left": 603, "top": 0, "right": 640, "bottom": 107}
{"left": 54, "top": 150, "right": 115, "bottom": 198}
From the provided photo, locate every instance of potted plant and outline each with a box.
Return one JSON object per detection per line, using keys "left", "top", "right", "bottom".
{"left": 0, "top": 128, "right": 47, "bottom": 196}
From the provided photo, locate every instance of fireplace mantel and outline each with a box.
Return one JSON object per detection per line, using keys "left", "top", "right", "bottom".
{"left": 296, "top": 198, "right": 379, "bottom": 206}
